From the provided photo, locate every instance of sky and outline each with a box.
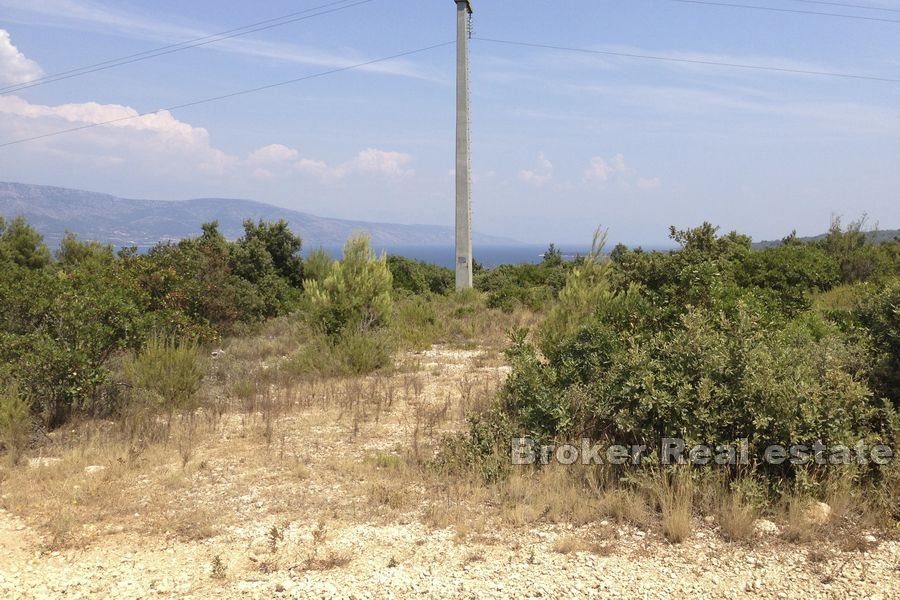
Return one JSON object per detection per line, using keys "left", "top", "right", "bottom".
{"left": 0, "top": 0, "right": 898, "bottom": 245}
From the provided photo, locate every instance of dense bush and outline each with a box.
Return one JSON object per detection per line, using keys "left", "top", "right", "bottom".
{"left": 286, "top": 328, "right": 394, "bottom": 377}
{"left": 0, "top": 229, "right": 146, "bottom": 425}
{"left": 476, "top": 224, "right": 899, "bottom": 485}
{"left": 817, "top": 217, "right": 900, "bottom": 283}
{"left": 738, "top": 244, "right": 839, "bottom": 314}
{"left": 0, "top": 381, "right": 30, "bottom": 464}
{"left": 131, "top": 221, "right": 301, "bottom": 336}
{"left": 124, "top": 336, "right": 204, "bottom": 435}
{"left": 304, "top": 235, "right": 393, "bottom": 336}
{"left": 0, "top": 216, "right": 51, "bottom": 269}
{"left": 856, "top": 281, "right": 900, "bottom": 407}
{"left": 3, "top": 210, "right": 897, "bottom": 454}
{"left": 387, "top": 255, "right": 453, "bottom": 296}
{"left": 0, "top": 218, "right": 306, "bottom": 428}
{"left": 476, "top": 244, "right": 570, "bottom": 312}
{"left": 303, "top": 247, "right": 333, "bottom": 286}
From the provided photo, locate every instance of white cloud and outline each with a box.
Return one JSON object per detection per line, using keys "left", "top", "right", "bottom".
{"left": 0, "top": 94, "right": 236, "bottom": 174}
{"left": 295, "top": 158, "right": 328, "bottom": 177}
{"left": 349, "top": 148, "right": 413, "bottom": 178}
{"left": 298, "top": 148, "right": 415, "bottom": 181}
{"left": 0, "top": 29, "right": 43, "bottom": 85}
{"left": 0, "top": 95, "right": 415, "bottom": 190}
{"left": 586, "top": 158, "right": 611, "bottom": 182}
{"left": 584, "top": 153, "right": 660, "bottom": 191}
{"left": 248, "top": 143, "right": 299, "bottom": 164}
{"left": 518, "top": 153, "right": 553, "bottom": 186}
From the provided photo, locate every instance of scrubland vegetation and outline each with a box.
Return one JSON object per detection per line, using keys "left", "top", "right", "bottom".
{"left": 0, "top": 212, "right": 898, "bottom": 560}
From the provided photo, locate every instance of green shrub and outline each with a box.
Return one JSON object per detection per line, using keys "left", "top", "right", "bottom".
{"left": 393, "top": 295, "right": 439, "bottom": 350}
{"left": 540, "top": 228, "right": 628, "bottom": 354}
{"left": 387, "top": 255, "right": 453, "bottom": 296}
{"left": 739, "top": 244, "right": 839, "bottom": 314}
{"left": 433, "top": 409, "right": 515, "bottom": 483}
{"left": 232, "top": 219, "right": 304, "bottom": 286}
{"left": 0, "top": 216, "right": 51, "bottom": 270}
{"left": 856, "top": 280, "right": 900, "bottom": 406}
{"left": 0, "top": 382, "right": 31, "bottom": 464}
{"left": 125, "top": 336, "right": 204, "bottom": 432}
{"left": 303, "top": 247, "right": 333, "bottom": 286}
{"left": 484, "top": 225, "right": 899, "bottom": 484}
{"left": 286, "top": 329, "right": 394, "bottom": 378}
{"left": 304, "top": 235, "right": 393, "bottom": 337}
{"left": 0, "top": 252, "right": 145, "bottom": 426}
{"left": 475, "top": 248, "right": 569, "bottom": 313}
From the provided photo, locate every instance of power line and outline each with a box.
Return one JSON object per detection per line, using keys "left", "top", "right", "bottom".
{"left": 474, "top": 37, "right": 900, "bottom": 83}
{"left": 658, "top": 0, "right": 900, "bottom": 24}
{"left": 0, "top": 0, "right": 375, "bottom": 94}
{"left": 786, "top": 0, "right": 900, "bottom": 13}
{"left": 0, "top": 42, "right": 453, "bottom": 149}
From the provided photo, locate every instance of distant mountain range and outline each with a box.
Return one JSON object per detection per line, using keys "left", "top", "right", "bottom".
{"left": 0, "top": 182, "right": 519, "bottom": 249}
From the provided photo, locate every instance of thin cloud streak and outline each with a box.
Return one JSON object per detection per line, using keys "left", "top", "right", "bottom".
{"left": 0, "top": 0, "right": 445, "bottom": 82}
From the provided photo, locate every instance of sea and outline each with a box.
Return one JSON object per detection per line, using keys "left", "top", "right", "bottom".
{"left": 307, "top": 244, "right": 595, "bottom": 269}
{"left": 126, "top": 242, "right": 672, "bottom": 268}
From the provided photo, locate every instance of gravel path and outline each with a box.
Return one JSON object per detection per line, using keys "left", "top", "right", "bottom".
{"left": 2, "top": 506, "right": 898, "bottom": 599}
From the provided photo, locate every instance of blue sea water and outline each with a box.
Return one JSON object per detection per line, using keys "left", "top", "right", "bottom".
{"left": 307, "top": 245, "right": 595, "bottom": 269}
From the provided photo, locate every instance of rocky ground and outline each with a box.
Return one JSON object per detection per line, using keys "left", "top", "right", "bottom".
{"left": 1, "top": 346, "right": 898, "bottom": 599}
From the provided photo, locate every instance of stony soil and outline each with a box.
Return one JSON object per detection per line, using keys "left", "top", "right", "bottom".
{"left": 1, "top": 346, "right": 898, "bottom": 599}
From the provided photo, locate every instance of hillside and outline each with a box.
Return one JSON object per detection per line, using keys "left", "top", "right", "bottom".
{"left": 0, "top": 182, "right": 519, "bottom": 249}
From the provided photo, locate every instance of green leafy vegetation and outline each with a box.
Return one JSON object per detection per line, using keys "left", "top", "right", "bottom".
{"left": 0, "top": 380, "right": 30, "bottom": 465}
{"left": 456, "top": 221, "right": 900, "bottom": 520}
{"left": 2, "top": 212, "right": 900, "bottom": 551}
{"left": 2, "top": 212, "right": 899, "bottom": 529}
{"left": 0, "top": 217, "right": 305, "bottom": 427}
{"left": 304, "top": 234, "right": 394, "bottom": 337}
{"left": 475, "top": 243, "right": 572, "bottom": 312}
{"left": 124, "top": 336, "right": 204, "bottom": 434}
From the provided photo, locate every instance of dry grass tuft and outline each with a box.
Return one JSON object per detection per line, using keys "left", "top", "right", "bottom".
{"left": 718, "top": 492, "right": 758, "bottom": 542}
{"left": 300, "top": 551, "right": 352, "bottom": 571}
{"left": 597, "top": 488, "right": 653, "bottom": 529}
{"left": 806, "top": 547, "right": 832, "bottom": 564}
{"left": 642, "top": 468, "right": 693, "bottom": 543}
{"left": 367, "top": 481, "right": 410, "bottom": 511}
{"left": 840, "top": 534, "right": 877, "bottom": 553}
{"left": 552, "top": 535, "right": 592, "bottom": 554}
{"left": 170, "top": 507, "right": 220, "bottom": 542}
{"left": 781, "top": 497, "right": 823, "bottom": 544}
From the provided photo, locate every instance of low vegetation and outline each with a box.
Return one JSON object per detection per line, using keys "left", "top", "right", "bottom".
{"left": 0, "top": 213, "right": 898, "bottom": 558}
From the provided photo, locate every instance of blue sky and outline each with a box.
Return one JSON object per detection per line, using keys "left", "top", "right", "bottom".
{"left": 0, "top": 0, "right": 898, "bottom": 245}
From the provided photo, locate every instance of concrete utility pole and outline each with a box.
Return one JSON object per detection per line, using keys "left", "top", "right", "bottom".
{"left": 454, "top": 0, "right": 473, "bottom": 290}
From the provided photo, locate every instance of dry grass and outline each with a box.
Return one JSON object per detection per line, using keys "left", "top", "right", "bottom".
{"left": 6, "top": 301, "right": 896, "bottom": 569}
{"left": 643, "top": 468, "right": 694, "bottom": 543}
{"left": 718, "top": 492, "right": 758, "bottom": 542}
{"left": 1, "top": 430, "right": 143, "bottom": 549}
{"left": 454, "top": 515, "right": 488, "bottom": 543}
{"left": 597, "top": 488, "right": 653, "bottom": 529}
{"left": 807, "top": 547, "right": 832, "bottom": 564}
{"left": 551, "top": 535, "right": 592, "bottom": 554}
{"left": 781, "top": 497, "right": 822, "bottom": 544}
{"left": 367, "top": 482, "right": 410, "bottom": 511}
{"left": 839, "top": 534, "right": 878, "bottom": 553}
{"left": 299, "top": 551, "right": 352, "bottom": 572}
